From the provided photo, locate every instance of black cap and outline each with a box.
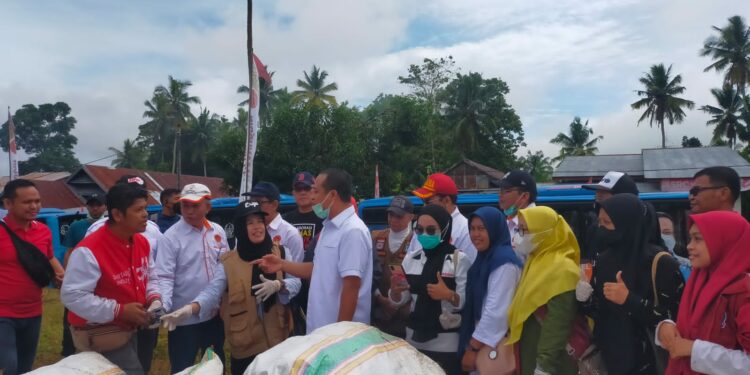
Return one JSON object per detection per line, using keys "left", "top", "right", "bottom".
{"left": 244, "top": 181, "right": 281, "bottom": 201}
{"left": 582, "top": 171, "right": 639, "bottom": 195}
{"left": 386, "top": 195, "right": 414, "bottom": 216}
{"left": 234, "top": 200, "right": 267, "bottom": 220}
{"left": 84, "top": 194, "right": 104, "bottom": 206}
{"left": 499, "top": 170, "right": 537, "bottom": 202}
{"left": 292, "top": 172, "right": 315, "bottom": 189}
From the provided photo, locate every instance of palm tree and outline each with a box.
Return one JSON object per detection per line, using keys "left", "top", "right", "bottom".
{"left": 292, "top": 65, "right": 338, "bottom": 107}
{"left": 631, "top": 64, "right": 695, "bottom": 148}
{"left": 700, "top": 85, "right": 747, "bottom": 148}
{"left": 550, "top": 117, "right": 603, "bottom": 162}
{"left": 188, "top": 108, "right": 218, "bottom": 176}
{"left": 140, "top": 93, "right": 172, "bottom": 166}
{"left": 443, "top": 72, "right": 492, "bottom": 155}
{"left": 109, "top": 139, "right": 145, "bottom": 169}
{"left": 238, "top": 70, "right": 282, "bottom": 126}
{"left": 700, "top": 15, "right": 750, "bottom": 94}
{"left": 154, "top": 76, "right": 200, "bottom": 173}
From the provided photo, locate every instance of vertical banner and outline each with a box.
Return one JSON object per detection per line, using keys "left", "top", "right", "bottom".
{"left": 239, "top": 57, "right": 261, "bottom": 199}
{"left": 7, "top": 109, "right": 18, "bottom": 180}
{"left": 374, "top": 164, "right": 380, "bottom": 198}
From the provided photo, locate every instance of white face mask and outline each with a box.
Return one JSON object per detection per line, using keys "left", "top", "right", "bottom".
{"left": 514, "top": 233, "right": 536, "bottom": 256}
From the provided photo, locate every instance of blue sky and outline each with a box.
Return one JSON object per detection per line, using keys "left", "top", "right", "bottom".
{"left": 1, "top": 0, "right": 750, "bottom": 175}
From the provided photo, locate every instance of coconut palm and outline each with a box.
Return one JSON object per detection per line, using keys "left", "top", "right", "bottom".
{"left": 700, "top": 85, "right": 747, "bottom": 148}
{"left": 292, "top": 65, "right": 338, "bottom": 107}
{"left": 154, "top": 76, "right": 200, "bottom": 173}
{"left": 188, "top": 108, "right": 219, "bottom": 176}
{"left": 140, "top": 93, "right": 172, "bottom": 166}
{"left": 550, "top": 117, "right": 603, "bottom": 162}
{"left": 109, "top": 139, "right": 145, "bottom": 169}
{"left": 701, "top": 15, "right": 750, "bottom": 94}
{"left": 443, "top": 72, "right": 493, "bottom": 155}
{"left": 631, "top": 64, "right": 695, "bottom": 148}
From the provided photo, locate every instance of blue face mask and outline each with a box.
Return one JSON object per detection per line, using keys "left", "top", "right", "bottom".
{"left": 417, "top": 234, "right": 441, "bottom": 250}
{"left": 312, "top": 193, "right": 333, "bottom": 220}
{"left": 503, "top": 196, "right": 524, "bottom": 217}
{"left": 661, "top": 234, "right": 676, "bottom": 253}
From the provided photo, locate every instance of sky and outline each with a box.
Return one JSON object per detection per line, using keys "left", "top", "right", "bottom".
{"left": 1, "top": 0, "right": 749, "bottom": 176}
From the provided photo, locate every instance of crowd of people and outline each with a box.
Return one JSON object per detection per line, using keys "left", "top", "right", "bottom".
{"left": 0, "top": 165, "right": 748, "bottom": 375}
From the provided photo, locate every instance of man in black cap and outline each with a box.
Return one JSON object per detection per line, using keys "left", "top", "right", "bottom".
{"left": 60, "top": 193, "right": 107, "bottom": 357}
{"left": 371, "top": 196, "right": 414, "bottom": 337}
{"left": 498, "top": 170, "right": 537, "bottom": 257}
{"left": 283, "top": 172, "right": 323, "bottom": 251}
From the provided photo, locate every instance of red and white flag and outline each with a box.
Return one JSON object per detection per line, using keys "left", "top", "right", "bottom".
{"left": 7, "top": 109, "right": 18, "bottom": 180}
{"left": 374, "top": 164, "right": 380, "bottom": 198}
{"left": 239, "top": 54, "right": 267, "bottom": 199}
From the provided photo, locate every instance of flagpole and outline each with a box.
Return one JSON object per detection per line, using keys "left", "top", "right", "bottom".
{"left": 7, "top": 107, "right": 10, "bottom": 180}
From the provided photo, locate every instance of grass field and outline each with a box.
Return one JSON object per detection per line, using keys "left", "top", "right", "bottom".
{"left": 34, "top": 288, "right": 175, "bottom": 374}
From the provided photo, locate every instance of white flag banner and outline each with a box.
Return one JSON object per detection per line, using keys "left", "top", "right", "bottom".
{"left": 239, "top": 57, "right": 261, "bottom": 199}
{"left": 7, "top": 109, "right": 19, "bottom": 180}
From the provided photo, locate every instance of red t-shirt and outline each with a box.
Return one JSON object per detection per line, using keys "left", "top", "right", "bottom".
{"left": 0, "top": 216, "right": 53, "bottom": 318}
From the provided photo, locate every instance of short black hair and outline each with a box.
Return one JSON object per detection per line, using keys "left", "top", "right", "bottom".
{"left": 318, "top": 168, "right": 353, "bottom": 201}
{"left": 694, "top": 166, "right": 741, "bottom": 202}
{"left": 2, "top": 179, "right": 37, "bottom": 201}
{"left": 160, "top": 188, "right": 180, "bottom": 205}
{"left": 106, "top": 183, "right": 149, "bottom": 222}
{"left": 656, "top": 211, "right": 673, "bottom": 222}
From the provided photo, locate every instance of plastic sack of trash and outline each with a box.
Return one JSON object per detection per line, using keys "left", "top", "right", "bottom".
{"left": 245, "top": 322, "right": 445, "bottom": 375}
{"left": 25, "top": 351, "right": 124, "bottom": 375}
{"left": 175, "top": 347, "right": 223, "bottom": 375}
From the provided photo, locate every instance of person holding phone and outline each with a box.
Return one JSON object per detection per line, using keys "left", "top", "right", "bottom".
{"left": 389, "top": 204, "right": 472, "bottom": 374}
{"left": 372, "top": 196, "right": 414, "bottom": 337}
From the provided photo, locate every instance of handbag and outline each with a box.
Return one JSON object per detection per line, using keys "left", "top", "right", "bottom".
{"left": 70, "top": 324, "right": 134, "bottom": 353}
{"left": 534, "top": 308, "right": 607, "bottom": 375}
{"left": 476, "top": 337, "right": 515, "bottom": 375}
{"left": 646, "top": 252, "right": 671, "bottom": 375}
{"left": 0, "top": 221, "right": 54, "bottom": 287}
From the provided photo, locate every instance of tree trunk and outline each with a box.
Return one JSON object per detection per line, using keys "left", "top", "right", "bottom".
{"left": 660, "top": 121, "right": 666, "bottom": 148}
{"left": 203, "top": 154, "right": 207, "bottom": 177}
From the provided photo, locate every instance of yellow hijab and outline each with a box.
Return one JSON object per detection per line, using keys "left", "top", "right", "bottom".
{"left": 507, "top": 206, "right": 580, "bottom": 344}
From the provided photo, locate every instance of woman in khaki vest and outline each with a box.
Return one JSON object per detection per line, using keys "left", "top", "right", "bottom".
{"left": 185, "top": 200, "right": 296, "bottom": 375}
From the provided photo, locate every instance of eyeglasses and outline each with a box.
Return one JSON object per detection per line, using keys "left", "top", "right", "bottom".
{"left": 688, "top": 185, "right": 726, "bottom": 196}
{"left": 293, "top": 186, "right": 311, "bottom": 193}
{"left": 387, "top": 211, "right": 405, "bottom": 219}
{"left": 499, "top": 188, "right": 521, "bottom": 195}
{"left": 413, "top": 224, "right": 440, "bottom": 236}
{"left": 253, "top": 199, "right": 273, "bottom": 205}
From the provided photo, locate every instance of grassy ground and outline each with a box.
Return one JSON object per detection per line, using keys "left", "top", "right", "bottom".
{"left": 34, "top": 288, "right": 173, "bottom": 374}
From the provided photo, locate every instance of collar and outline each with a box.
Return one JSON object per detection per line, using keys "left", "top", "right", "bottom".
{"left": 326, "top": 206, "right": 355, "bottom": 229}
{"left": 451, "top": 206, "right": 462, "bottom": 219}
{"left": 103, "top": 224, "right": 132, "bottom": 246}
{"left": 268, "top": 213, "right": 282, "bottom": 231}
{"left": 3, "top": 215, "right": 35, "bottom": 232}
{"left": 177, "top": 217, "right": 214, "bottom": 234}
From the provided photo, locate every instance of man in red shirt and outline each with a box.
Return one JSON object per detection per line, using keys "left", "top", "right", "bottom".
{"left": 0, "top": 179, "right": 63, "bottom": 375}
{"left": 61, "top": 183, "right": 160, "bottom": 374}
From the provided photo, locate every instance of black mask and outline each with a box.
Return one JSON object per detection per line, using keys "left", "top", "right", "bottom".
{"left": 596, "top": 226, "right": 621, "bottom": 247}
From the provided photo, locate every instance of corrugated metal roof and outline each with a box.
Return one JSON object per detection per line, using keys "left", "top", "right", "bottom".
{"left": 553, "top": 154, "right": 644, "bottom": 178}
{"left": 444, "top": 158, "right": 505, "bottom": 180}
{"left": 642, "top": 147, "right": 750, "bottom": 178}
{"left": 35, "top": 180, "right": 83, "bottom": 209}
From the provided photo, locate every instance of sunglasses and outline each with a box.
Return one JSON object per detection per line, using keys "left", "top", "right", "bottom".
{"left": 413, "top": 224, "right": 440, "bottom": 236}
{"left": 688, "top": 185, "right": 726, "bottom": 196}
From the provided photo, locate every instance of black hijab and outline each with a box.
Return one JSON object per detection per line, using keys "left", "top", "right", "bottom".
{"left": 407, "top": 204, "right": 456, "bottom": 342}
{"left": 233, "top": 206, "right": 279, "bottom": 311}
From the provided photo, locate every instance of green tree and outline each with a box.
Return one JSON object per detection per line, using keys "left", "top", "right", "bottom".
{"left": 292, "top": 65, "right": 338, "bottom": 108}
{"left": 138, "top": 93, "right": 173, "bottom": 170}
{"left": 237, "top": 70, "right": 285, "bottom": 127}
{"left": 550, "top": 117, "right": 603, "bottom": 162}
{"left": 701, "top": 15, "right": 750, "bottom": 94}
{"left": 681, "top": 136, "right": 703, "bottom": 148}
{"left": 631, "top": 64, "right": 695, "bottom": 148}
{"left": 443, "top": 72, "right": 525, "bottom": 166}
{"left": 0, "top": 102, "right": 80, "bottom": 173}
{"left": 518, "top": 150, "right": 553, "bottom": 182}
{"left": 186, "top": 108, "right": 219, "bottom": 176}
{"left": 109, "top": 139, "right": 146, "bottom": 169}
{"left": 154, "top": 76, "right": 200, "bottom": 173}
{"left": 700, "top": 85, "right": 747, "bottom": 148}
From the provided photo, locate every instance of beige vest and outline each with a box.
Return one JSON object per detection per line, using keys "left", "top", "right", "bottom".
{"left": 220, "top": 245, "right": 290, "bottom": 359}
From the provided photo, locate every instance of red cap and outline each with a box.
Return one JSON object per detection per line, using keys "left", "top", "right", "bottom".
{"left": 412, "top": 173, "right": 458, "bottom": 199}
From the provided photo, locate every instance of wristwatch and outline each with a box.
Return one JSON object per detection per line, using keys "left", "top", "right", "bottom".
{"left": 488, "top": 349, "right": 497, "bottom": 360}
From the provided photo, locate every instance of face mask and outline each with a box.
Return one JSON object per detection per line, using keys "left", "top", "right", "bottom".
{"left": 596, "top": 227, "right": 622, "bottom": 247}
{"left": 312, "top": 192, "right": 333, "bottom": 220}
{"left": 661, "top": 234, "right": 676, "bottom": 252}
{"left": 514, "top": 233, "right": 536, "bottom": 256}
{"left": 503, "top": 195, "right": 524, "bottom": 217}
{"left": 417, "top": 234, "right": 442, "bottom": 250}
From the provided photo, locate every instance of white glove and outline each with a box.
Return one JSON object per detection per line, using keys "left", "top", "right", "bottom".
{"left": 160, "top": 304, "right": 194, "bottom": 331}
{"left": 575, "top": 280, "right": 594, "bottom": 302}
{"left": 251, "top": 275, "right": 282, "bottom": 302}
{"left": 146, "top": 300, "right": 165, "bottom": 329}
{"left": 534, "top": 365, "right": 551, "bottom": 375}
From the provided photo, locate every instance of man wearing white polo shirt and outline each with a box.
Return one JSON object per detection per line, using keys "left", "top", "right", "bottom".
{"left": 152, "top": 183, "right": 229, "bottom": 373}
{"left": 256, "top": 168, "right": 372, "bottom": 333}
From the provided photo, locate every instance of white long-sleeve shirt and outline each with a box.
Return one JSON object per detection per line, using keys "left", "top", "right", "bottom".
{"left": 408, "top": 206, "right": 477, "bottom": 263}
{"left": 472, "top": 263, "right": 522, "bottom": 348}
{"left": 153, "top": 218, "right": 229, "bottom": 326}
{"left": 656, "top": 320, "right": 750, "bottom": 374}
{"left": 267, "top": 213, "right": 304, "bottom": 263}
{"left": 87, "top": 218, "right": 164, "bottom": 258}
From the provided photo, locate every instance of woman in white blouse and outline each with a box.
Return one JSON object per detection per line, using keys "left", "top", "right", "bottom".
{"left": 459, "top": 206, "right": 523, "bottom": 374}
{"left": 389, "top": 204, "right": 472, "bottom": 375}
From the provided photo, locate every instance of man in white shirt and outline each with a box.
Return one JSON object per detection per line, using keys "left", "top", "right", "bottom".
{"left": 255, "top": 168, "right": 373, "bottom": 334}
{"left": 497, "top": 170, "right": 537, "bottom": 259}
{"left": 244, "top": 181, "right": 304, "bottom": 262}
{"left": 409, "top": 173, "right": 477, "bottom": 263}
{"left": 152, "top": 183, "right": 230, "bottom": 373}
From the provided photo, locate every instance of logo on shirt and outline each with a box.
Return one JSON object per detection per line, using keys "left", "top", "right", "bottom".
{"left": 294, "top": 223, "right": 316, "bottom": 250}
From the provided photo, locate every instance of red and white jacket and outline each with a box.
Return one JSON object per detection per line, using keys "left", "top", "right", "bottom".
{"left": 61, "top": 224, "right": 159, "bottom": 329}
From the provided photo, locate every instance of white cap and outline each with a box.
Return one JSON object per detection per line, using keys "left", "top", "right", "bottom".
{"left": 583, "top": 171, "right": 625, "bottom": 191}
{"left": 180, "top": 183, "right": 211, "bottom": 202}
